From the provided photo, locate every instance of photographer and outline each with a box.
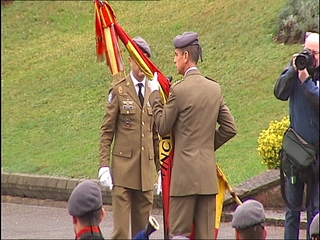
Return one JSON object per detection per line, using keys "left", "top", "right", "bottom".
{"left": 274, "top": 32, "right": 319, "bottom": 240}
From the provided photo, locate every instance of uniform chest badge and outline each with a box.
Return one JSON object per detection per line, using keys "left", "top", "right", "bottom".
{"left": 118, "top": 86, "right": 123, "bottom": 95}
{"left": 123, "top": 100, "right": 134, "bottom": 109}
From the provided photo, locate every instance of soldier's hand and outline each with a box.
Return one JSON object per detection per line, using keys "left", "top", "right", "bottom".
{"left": 98, "top": 167, "right": 113, "bottom": 190}
{"left": 149, "top": 72, "right": 159, "bottom": 92}
{"left": 156, "top": 170, "right": 162, "bottom": 195}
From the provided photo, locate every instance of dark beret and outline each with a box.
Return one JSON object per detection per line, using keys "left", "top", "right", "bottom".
{"left": 68, "top": 180, "right": 102, "bottom": 217}
{"left": 231, "top": 199, "right": 266, "bottom": 229}
{"left": 133, "top": 36, "right": 152, "bottom": 57}
{"left": 173, "top": 31, "right": 199, "bottom": 48}
{"left": 310, "top": 213, "right": 319, "bottom": 237}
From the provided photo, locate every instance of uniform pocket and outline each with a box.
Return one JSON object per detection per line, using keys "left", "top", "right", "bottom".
{"left": 113, "top": 145, "right": 132, "bottom": 158}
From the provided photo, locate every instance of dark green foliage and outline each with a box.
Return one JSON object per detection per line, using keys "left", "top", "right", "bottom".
{"left": 275, "top": 0, "right": 319, "bottom": 44}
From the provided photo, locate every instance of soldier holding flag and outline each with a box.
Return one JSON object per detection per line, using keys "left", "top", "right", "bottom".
{"left": 149, "top": 31, "right": 237, "bottom": 239}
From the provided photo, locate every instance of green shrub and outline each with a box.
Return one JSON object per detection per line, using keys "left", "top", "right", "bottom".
{"left": 257, "top": 116, "right": 290, "bottom": 170}
{"left": 275, "top": 0, "right": 319, "bottom": 44}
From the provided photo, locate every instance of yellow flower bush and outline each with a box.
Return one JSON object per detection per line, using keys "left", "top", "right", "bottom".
{"left": 257, "top": 116, "right": 290, "bottom": 169}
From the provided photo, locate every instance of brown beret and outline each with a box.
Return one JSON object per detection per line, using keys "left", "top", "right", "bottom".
{"left": 133, "top": 36, "right": 152, "bottom": 57}
{"left": 173, "top": 31, "right": 199, "bottom": 48}
{"left": 68, "top": 180, "right": 102, "bottom": 217}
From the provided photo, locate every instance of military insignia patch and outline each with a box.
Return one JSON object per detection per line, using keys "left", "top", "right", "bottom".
{"left": 108, "top": 91, "right": 114, "bottom": 104}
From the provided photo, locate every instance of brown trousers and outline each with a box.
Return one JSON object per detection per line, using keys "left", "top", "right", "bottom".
{"left": 169, "top": 194, "right": 216, "bottom": 239}
{"left": 111, "top": 186, "right": 153, "bottom": 239}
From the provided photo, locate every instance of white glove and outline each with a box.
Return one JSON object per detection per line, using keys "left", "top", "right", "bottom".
{"left": 156, "top": 170, "right": 162, "bottom": 195}
{"left": 98, "top": 167, "right": 113, "bottom": 190}
{"left": 149, "top": 72, "right": 159, "bottom": 92}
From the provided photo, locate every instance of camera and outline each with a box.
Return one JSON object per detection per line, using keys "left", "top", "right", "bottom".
{"left": 294, "top": 48, "right": 315, "bottom": 71}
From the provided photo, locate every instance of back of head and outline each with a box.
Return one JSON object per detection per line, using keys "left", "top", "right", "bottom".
{"left": 232, "top": 199, "right": 266, "bottom": 239}
{"left": 310, "top": 213, "right": 319, "bottom": 239}
{"left": 68, "top": 180, "right": 103, "bottom": 218}
{"left": 173, "top": 31, "right": 202, "bottom": 63}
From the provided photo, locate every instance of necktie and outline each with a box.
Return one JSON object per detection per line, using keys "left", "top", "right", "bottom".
{"left": 137, "top": 83, "right": 144, "bottom": 106}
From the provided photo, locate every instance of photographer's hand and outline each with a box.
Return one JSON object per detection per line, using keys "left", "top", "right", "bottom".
{"left": 298, "top": 68, "right": 310, "bottom": 82}
{"left": 292, "top": 53, "right": 310, "bottom": 82}
{"left": 292, "top": 53, "right": 299, "bottom": 70}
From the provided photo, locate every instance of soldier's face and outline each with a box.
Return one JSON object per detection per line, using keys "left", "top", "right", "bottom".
{"left": 174, "top": 49, "right": 186, "bottom": 75}
{"left": 129, "top": 56, "right": 146, "bottom": 81}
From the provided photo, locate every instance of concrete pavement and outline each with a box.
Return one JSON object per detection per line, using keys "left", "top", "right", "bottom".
{"left": 1, "top": 197, "right": 308, "bottom": 239}
{"left": 1, "top": 170, "right": 309, "bottom": 239}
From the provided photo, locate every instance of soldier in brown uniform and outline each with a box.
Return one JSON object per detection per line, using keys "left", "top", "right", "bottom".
{"left": 98, "top": 36, "right": 160, "bottom": 239}
{"left": 148, "top": 31, "right": 237, "bottom": 239}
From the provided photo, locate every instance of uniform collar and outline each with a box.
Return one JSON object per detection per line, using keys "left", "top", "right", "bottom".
{"left": 184, "top": 67, "right": 198, "bottom": 77}
{"left": 130, "top": 71, "right": 146, "bottom": 87}
{"left": 75, "top": 226, "right": 101, "bottom": 240}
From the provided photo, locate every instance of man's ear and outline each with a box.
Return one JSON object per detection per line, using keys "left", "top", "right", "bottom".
{"left": 100, "top": 208, "right": 106, "bottom": 223}
{"left": 183, "top": 51, "right": 189, "bottom": 63}
{"left": 72, "top": 216, "right": 77, "bottom": 224}
{"left": 263, "top": 227, "right": 268, "bottom": 239}
{"left": 235, "top": 229, "right": 240, "bottom": 240}
{"left": 129, "top": 56, "right": 133, "bottom": 66}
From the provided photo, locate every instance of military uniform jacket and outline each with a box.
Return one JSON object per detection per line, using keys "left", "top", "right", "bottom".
{"left": 100, "top": 74, "right": 159, "bottom": 191}
{"left": 149, "top": 69, "right": 237, "bottom": 196}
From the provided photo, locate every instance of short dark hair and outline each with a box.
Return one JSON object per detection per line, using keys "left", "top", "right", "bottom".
{"left": 77, "top": 208, "right": 103, "bottom": 227}
{"left": 180, "top": 45, "right": 200, "bottom": 64}
{"left": 237, "top": 223, "right": 265, "bottom": 239}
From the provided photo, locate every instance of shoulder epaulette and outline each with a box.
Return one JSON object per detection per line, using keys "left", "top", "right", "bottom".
{"left": 108, "top": 77, "right": 125, "bottom": 95}
{"left": 112, "top": 77, "right": 126, "bottom": 87}
{"left": 205, "top": 76, "right": 218, "bottom": 83}
{"left": 171, "top": 79, "right": 184, "bottom": 88}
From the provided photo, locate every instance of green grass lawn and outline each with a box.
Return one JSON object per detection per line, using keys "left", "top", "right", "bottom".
{"left": 2, "top": 0, "right": 302, "bottom": 186}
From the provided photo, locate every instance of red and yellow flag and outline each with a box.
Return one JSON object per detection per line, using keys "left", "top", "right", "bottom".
{"left": 94, "top": 0, "right": 125, "bottom": 82}
{"left": 215, "top": 164, "right": 242, "bottom": 239}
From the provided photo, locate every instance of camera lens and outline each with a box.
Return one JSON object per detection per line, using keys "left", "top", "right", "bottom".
{"left": 295, "top": 55, "right": 308, "bottom": 70}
